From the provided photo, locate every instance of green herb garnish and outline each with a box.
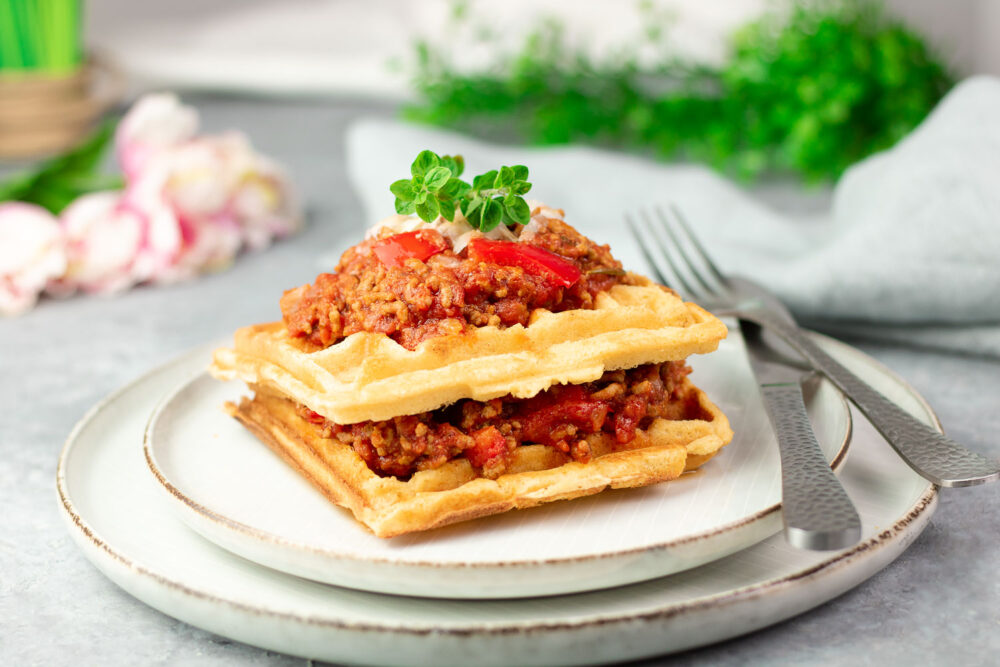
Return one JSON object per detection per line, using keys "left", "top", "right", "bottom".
{"left": 403, "top": 1, "right": 952, "bottom": 182}
{"left": 390, "top": 149, "right": 532, "bottom": 231}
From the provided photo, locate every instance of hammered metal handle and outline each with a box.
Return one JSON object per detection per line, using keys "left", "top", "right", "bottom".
{"left": 760, "top": 316, "right": 1000, "bottom": 487}
{"left": 761, "top": 384, "right": 862, "bottom": 550}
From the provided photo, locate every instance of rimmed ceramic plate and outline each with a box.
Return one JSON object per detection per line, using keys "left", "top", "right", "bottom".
{"left": 57, "top": 335, "right": 936, "bottom": 666}
{"left": 142, "top": 332, "right": 851, "bottom": 599}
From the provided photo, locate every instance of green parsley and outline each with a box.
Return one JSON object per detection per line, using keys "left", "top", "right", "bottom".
{"left": 390, "top": 149, "right": 532, "bottom": 231}
{"left": 403, "top": 1, "right": 952, "bottom": 182}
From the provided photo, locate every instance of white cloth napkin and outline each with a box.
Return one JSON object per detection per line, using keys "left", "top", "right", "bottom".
{"left": 344, "top": 76, "right": 1000, "bottom": 357}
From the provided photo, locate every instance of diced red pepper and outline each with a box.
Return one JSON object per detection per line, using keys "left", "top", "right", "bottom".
{"left": 372, "top": 230, "right": 446, "bottom": 268}
{"left": 466, "top": 426, "right": 508, "bottom": 468}
{"left": 518, "top": 385, "right": 610, "bottom": 446}
{"left": 467, "top": 238, "right": 582, "bottom": 288}
{"left": 298, "top": 406, "right": 328, "bottom": 425}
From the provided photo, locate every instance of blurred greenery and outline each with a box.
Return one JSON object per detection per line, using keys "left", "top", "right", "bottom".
{"left": 403, "top": 0, "right": 953, "bottom": 182}
{"left": 0, "top": 120, "right": 122, "bottom": 214}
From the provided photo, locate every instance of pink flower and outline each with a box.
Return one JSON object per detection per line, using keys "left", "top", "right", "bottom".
{"left": 0, "top": 203, "right": 66, "bottom": 316}
{"left": 49, "top": 191, "right": 182, "bottom": 295}
{"left": 129, "top": 135, "right": 245, "bottom": 282}
{"left": 116, "top": 93, "right": 199, "bottom": 180}
{"left": 131, "top": 131, "right": 301, "bottom": 281}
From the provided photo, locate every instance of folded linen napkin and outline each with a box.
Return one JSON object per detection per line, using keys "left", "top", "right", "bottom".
{"left": 344, "top": 76, "right": 1000, "bottom": 357}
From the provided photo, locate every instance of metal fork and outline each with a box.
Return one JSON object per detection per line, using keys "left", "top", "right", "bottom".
{"left": 628, "top": 205, "right": 1000, "bottom": 488}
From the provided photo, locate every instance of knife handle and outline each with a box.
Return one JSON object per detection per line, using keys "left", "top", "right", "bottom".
{"left": 761, "top": 383, "right": 862, "bottom": 550}
{"left": 760, "top": 316, "right": 1000, "bottom": 488}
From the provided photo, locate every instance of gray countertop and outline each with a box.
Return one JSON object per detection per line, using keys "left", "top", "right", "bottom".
{"left": 2, "top": 97, "right": 998, "bottom": 666}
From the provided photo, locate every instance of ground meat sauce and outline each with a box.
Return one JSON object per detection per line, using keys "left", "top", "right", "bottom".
{"left": 298, "top": 361, "right": 698, "bottom": 479}
{"left": 280, "top": 213, "right": 629, "bottom": 351}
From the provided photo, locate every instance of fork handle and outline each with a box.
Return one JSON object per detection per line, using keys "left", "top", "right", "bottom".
{"left": 754, "top": 315, "right": 1000, "bottom": 487}
{"left": 761, "top": 383, "right": 861, "bottom": 550}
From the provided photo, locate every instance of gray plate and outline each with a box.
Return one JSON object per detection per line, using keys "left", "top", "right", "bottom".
{"left": 142, "top": 330, "right": 851, "bottom": 599}
{"left": 57, "top": 334, "right": 935, "bottom": 666}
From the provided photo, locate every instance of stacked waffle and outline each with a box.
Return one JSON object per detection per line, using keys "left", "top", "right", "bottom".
{"left": 211, "top": 274, "right": 731, "bottom": 537}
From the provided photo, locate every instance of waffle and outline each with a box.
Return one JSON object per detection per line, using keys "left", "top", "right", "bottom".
{"left": 210, "top": 276, "right": 728, "bottom": 424}
{"left": 227, "top": 377, "right": 733, "bottom": 538}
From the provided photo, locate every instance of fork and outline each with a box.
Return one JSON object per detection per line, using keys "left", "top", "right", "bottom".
{"left": 628, "top": 205, "right": 1000, "bottom": 488}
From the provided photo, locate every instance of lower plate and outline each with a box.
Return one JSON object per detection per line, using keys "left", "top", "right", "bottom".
{"left": 143, "top": 332, "right": 851, "bottom": 599}
{"left": 57, "top": 334, "right": 936, "bottom": 666}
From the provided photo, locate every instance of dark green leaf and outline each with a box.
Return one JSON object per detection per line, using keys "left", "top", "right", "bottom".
{"left": 465, "top": 206, "right": 483, "bottom": 229}
{"left": 497, "top": 166, "right": 514, "bottom": 187}
{"left": 415, "top": 196, "right": 440, "bottom": 222}
{"left": 511, "top": 165, "right": 529, "bottom": 181}
{"left": 480, "top": 198, "right": 502, "bottom": 231}
{"left": 504, "top": 195, "right": 530, "bottom": 224}
{"left": 463, "top": 194, "right": 483, "bottom": 217}
{"left": 438, "top": 197, "right": 456, "bottom": 221}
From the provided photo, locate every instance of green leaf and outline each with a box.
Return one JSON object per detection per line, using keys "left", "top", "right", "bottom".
{"left": 462, "top": 194, "right": 483, "bottom": 217}
{"left": 390, "top": 179, "right": 416, "bottom": 201}
{"left": 465, "top": 206, "right": 483, "bottom": 229}
{"left": 438, "top": 197, "right": 456, "bottom": 221}
{"left": 511, "top": 165, "right": 529, "bottom": 181}
{"left": 411, "top": 150, "right": 440, "bottom": 177}
{"left": 497, "top": 166, "right": 514, "bottom": 188}
{"left": 472, "top": 170, "right": 497, "bottom": 191}
{"left": 504, "top": 195, "right": 530, "bottom": 224}
{"left": 480, "top": 198, "right": 502, "bottom": 231}
{"left": 440, "top": 154, "right": 465, "bottom": 177}
{"left": 424, "top": 166, "right": 451, "bottom": 191}
{"left": 441, "top": 177, "right": 468, "bottom": 198}
{"left": 415, "top": 196, "right": 440, "bottom": 222}
{"left": 512, "top": 180, "right": 532, "bottom": 195}
{"left": 0, "top": 119, "right": 119, "bottom": 214}
{"left": 395, "top": 198, "right": 416, "bottom": 215}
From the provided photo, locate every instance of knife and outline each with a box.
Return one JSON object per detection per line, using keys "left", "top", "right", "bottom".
{"left": 742, "top": 322, "right": 862, "bottom": 550}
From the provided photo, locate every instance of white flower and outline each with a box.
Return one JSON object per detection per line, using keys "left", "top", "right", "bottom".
{"left": 116, "top": 93, "right": 199, "bottom": 179}
{"left": 0, "top": 203, "right": 66, "bottom": 316}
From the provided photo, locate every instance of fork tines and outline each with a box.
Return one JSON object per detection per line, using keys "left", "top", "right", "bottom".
{"left": 626, "top": 205, "right": 728, "bottom": 304}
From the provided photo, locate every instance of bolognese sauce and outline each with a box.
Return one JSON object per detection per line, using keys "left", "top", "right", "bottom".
{"left": 298, "top": 360, "right": 698, "bottom": 479}
{"left": 280, "top": 212, "right": 631, "bottom": 351}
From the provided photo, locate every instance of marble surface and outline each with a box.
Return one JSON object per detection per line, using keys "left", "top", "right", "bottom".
{"left": 2, "top": 97, "right": 998, "bottom": 666}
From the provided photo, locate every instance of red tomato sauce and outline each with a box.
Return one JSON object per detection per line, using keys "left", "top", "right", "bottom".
{"left": 299, "top": 361, "right": 696, "bottom": 479}
{"left": 280, "top": 213, "right": 629, "bottom": 351}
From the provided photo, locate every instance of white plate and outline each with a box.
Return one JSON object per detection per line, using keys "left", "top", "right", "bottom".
{"left": 57, "top": 335, "right": 936, "bottom": 666}
{"left": 142, "top": 332, "right": 851, "bottom": 599}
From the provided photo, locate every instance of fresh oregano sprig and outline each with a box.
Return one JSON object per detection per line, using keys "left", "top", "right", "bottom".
{"left": 390, "top": 150, "right": 532, "bottom": 231}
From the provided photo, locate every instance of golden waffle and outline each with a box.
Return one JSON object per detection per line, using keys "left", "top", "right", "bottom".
{"left": 228, "top": 377, "right": 733, "bottom": 538}
{"left": 210, "top": 276, "right": 728, "bottom": 424}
